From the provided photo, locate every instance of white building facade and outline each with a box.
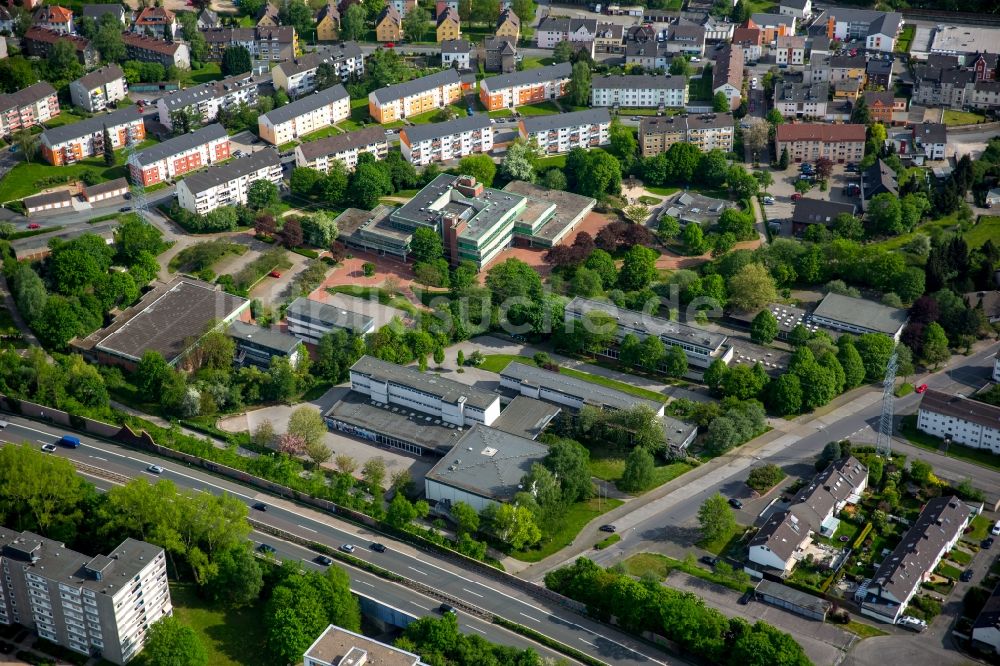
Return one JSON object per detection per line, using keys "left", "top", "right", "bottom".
{"left": 519, "top": 108, "right": 611, "bottom": 155}
{"left": 917, "top": 390, "right": 1000, "bottom": 453}
{"left": 176, "top": 149, "right": 283, "bottom": 214}
{"left": 258, "top": 85, "right": 350, "bottom": 145}
{"left": 294, "top": 126, "right": 389, "bottom": 172}
{"left": 590, "top": 75, "right": 688, "bottom": 108}
{"left": 156, "top": 72, "right": 258, "bottom": 130}
{"left": 399, "top": 114, "right": 493, "bottom": 166}
{"left": 69, "top": 65, "right": 128, "bottom": 113}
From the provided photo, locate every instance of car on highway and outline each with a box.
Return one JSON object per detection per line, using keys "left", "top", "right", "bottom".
{"left": 599, "top": 524, "right": 617, "bottom": 533}
{"left": 960, "top": 569, "right": 974, "bottom": 582}
{"left": 252, "top": 502, "right": 267, "bottom": 511}
{"left": 146, "top": 465, "right": 164, "bottom": 474}
{"left": 41, "top": 443, "right": 57, "bottom": 453}
{"left": 59, "top": 435, "right": 81, "bottom": 448}
{"left": 439, "top": 603, "right": 456, "bottom": 615}
{"left": 991, "top": 520, "right": 1000, "bottom": 536}
{"left": 339, "top": 544, "right": 356, "bottom": 553}
{"left": 370, "top": 542, "right": 387, "bottom": 552}
{"left": 257, "top": 543, "right": 276, "bottom": 555}
{"left": 120, "top": 206, "right": 132, "bottom": 212}
{"left": 728, "top": 498, "right": 743, "bottom": 509}
{"left": 983, "top": 537, "right": 995, "bottom": 549}
{"left": 915, "top": 384, "right": 928, "bottom": 393}
{"left": 27, "top": 223, "right": 40, "bottom": 229}
{"left": 315, "top": 555, "right": 333, "bottom": 566}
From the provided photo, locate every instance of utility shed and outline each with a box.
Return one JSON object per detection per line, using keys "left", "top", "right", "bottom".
{"left": 755, "top": 579, "right": 832, "bottom": 621}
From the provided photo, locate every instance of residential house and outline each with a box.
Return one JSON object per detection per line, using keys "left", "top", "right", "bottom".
{"left": 375, "top": 6, "right": 403, "bottom": 42}
{"left": 400, "top": 114, "right": 493, "bottom": 165}
{"left": 82, "top": 4, "right": 126, "bottom": 25}
{"left": 809, "top": 35, "right": 831, "bottom": 57}
{"left": 495, "top": 8, "right": 520, "bottom": 40}
{"left": 828, "top": 53, "right": 867, "bottom": 82}
{"left": 201, "top": 26, "right": 297, "bottom": 62}
{"left": 436, "top": 7, "right": 461, "bottom": 43}
{"left": 820, "top": 8, "right": 902, "bottom": 52}
{"left": 774, "top": 77, "right": 829, "bottom": 118}
{"left": 156, "top": 71, "right": 258, "bottom": 130}
{"left": 970, "top": 52, "right": 998, "bottom": 81}
{"left": 969, "top": 80, "right": 1000, "bottom": 111}
{"left": 749, "top": 457, "right": 867, "bottom": 575}
{"left": 774, "top": 34, "right": 805, "bottom": 66}
{"left": 176, "top": 148, "right": 283, "bottom": 214}
{"left": 129, "top": 124, "right": 230, "bottom": 186}
{"left": 663, "top": 20, "right": 705, "bottom": 56}
{"left": 39, "top": 106, "right": 144, "bottom": 166}
{"left": 713, "top": 44, "right": 744, "bottom": 110}
{"left": 69, "top": 64, "right": 128, "bottom": 113}
{"left": 272, "top": 43, "right": 364, "bottom": 96}
{"left": 732, "top": 26, "right": 762, "bottom": 63}
{"left": 972, "top": 583, "right": 1000, "bottom": 656}
{"left": 861, "top": 496, "right": 971, "bottom": 623}
{"left": 917, "top": 389, "right": 1000, "bottom": 452}
{"left": 862, "top": 90, "right": 903, "bottom": 124}
{"left": 435, "top": 0, "right": 458, "bottom": 17}
{"left": 256, "top": 1, "right": 279, "bottom": 26}
{"left": 790, "top": 198, "right": 856, "bottom": 235}
{"left": 774, "top": 123, "right": 865, "bottom": 164}
{"left": 866, "top": 59, "right": 893, "bottom": 90}
{"left": 484, "top": 36, "right": 516, "bottom": 73}
{"left": 32, "top": 4, "right": 72, "bottom": 33}
{"left": 519, "top": 109, "right": 610, "bottom": 155}
{"left": 294, "top": 126, "right": 389, "bottom": 171}
{"left": 368, "top": 68, "right": 462, "bottom": 123}
{"left": 638, "top": 113, "right": 735, "bottom": 155}
{"left": 258, "top": 84, "right": 350, "bottom": 145}
{"left": 590, "top": 74, "right": 688, "bottom": 109}
{"left": 912, "top": 121, "right": 947, "bottom": 160}
{"left": 625, "top": 41, "right": 672, "bottom": 70}
{"left": 833, "top": 78, "right": 862, "bottom": 102}
{"left": 860, "top": 158, "right": 898, "bottom": 204}
{"left": 316, "top": 3, "right": 340, "bottom": 40}
{"left": 747, "top": 13, "right": 795, "bottom": 44}
{"left": 479, "top": 62, "right": 571, "bottom": 110}
{"left": 702, "top": 14, "right": 734, "bottom": 42}
{"left": 23, "top": 28, "right": 99, "bottom": 68}
{"left": 122, "top": 32, "right": 191, "bottom": 69}
{"left": 626, "top": 24, "right": 655, "bottom": 43}
{"left": 779, "top": 0, "right": 811, "bottom": 19}
{"left": 534, "top": 16, "right": 597, "bottom": 48}
{"left": 132, "top": 6, "right": 175, "bottom": 39}
{"left": 594, "top": 22, "right": 624, "bottom": 53}
{"left": 388, "top": 0, "right": 416, "bottom": 15}
{"left": 441, "top": 38, "right": 471, "bottom": 69}
{"left": 197, "top": 8, "right": 220, "bottom": 29}
{"left": 0, "top": 81, "right": 58, "bottom": 136}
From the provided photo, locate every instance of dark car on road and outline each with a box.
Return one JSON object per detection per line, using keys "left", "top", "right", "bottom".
{"left": 439, "top": 603, "right": 457, "bottom": 615}
{"left": 315, "top": 555, "right": 333, "bottom": 566}
{"left": 599, "top": 524, "right": 617, "bottom": 533}
{"left": 252, "top": 502, "right": 267, "bottom": 511}
{"left": 700, "top": 556, "right": 718, "bottom": 567}
{"left": 257, "top": 543, "right": 276, "bottom": 555}
{"left": 960, "top": 569, "right": 974, "bottom": 582}
{"left": 728, "top": 498, "right": 743, "bottom": 510}
{"left": 983, "top": 537, "right": 995, "bottom": 549}
{"left": 370, "top": 543, "right": 387, "bottom": 552}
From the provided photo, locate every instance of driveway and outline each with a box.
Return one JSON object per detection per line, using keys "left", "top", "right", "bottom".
{"left": 766, "top": 164, "right": 862, "bottom": 232}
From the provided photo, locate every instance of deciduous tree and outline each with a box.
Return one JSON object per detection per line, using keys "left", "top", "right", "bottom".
{"left": 697, "top": 492, "right": 736, "bottom": 544}
{"left": 139, "top": 616, "right": 207, "bottom": 666}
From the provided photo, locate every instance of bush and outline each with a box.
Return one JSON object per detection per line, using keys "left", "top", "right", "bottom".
{"left": 852, "top": 522, "right": 873, "bottom": 550}
{"left": 746, "top": 463, "right": 785, "bottom": 494}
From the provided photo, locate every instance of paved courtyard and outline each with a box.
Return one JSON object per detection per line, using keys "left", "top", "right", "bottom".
{"left": 765, "top": 164, "right": 862, "bottom": 232}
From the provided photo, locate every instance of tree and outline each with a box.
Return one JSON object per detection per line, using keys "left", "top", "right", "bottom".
{"left": 544, "top": 438, "right": 592, "bottom": 503}
{"left": 342, "top": 3, "right": 367, "bottom": 41}
{"left": 281, "top": 217, "right": 303, "bottom": 248}
{"left": 138, "top": 616, "right": 207, "bottom": 666}
{"left": 115, "top": 216, "right": 165, "bottom": 264}
{"left": 854, "top": 333, "right": 896, "bottom": 382}
{"left": 568, "top": 61, "right": 592, "bottom": 107}
{"left": 721, "top": 363, "right": 768, "bottom": 400}
{"left": 301, "top": 211, "right": 339, "bottom": 248}
{"left": 362, "top": 457, "right": 386, "bottom": 491}
{"left": 744, "top": 123, "right": 771, "bottom": 157}
{"left": 837, "top": 341, "right": 866, "bottom": 389}
{"left": 387, "top": 493, "right": 418, "bottom": 527}
{"left": 485, "top": 503, "right": 541, "bottom": 550}
{"left": 921, "top": 322, "right": 950, "bottom": 369}
{"left": 669, "top": 56, "right": 691, "bottom": 77}
{"left": 697, "top": 149, "right": 729, "bottom": 187}
{"left": 867, "top": 193, "right": 904, "bottom": 236}
{"left": 618, "top": 245, "right": 658, "bottom": 291}
{"left": 458, "top": 154, "right": 496, "bottom": 187}
{"left": 500, "top": 139, "right": 537, "bottom": 182}
{"left": 553, "top": 39, "right": 574, "bottom": 63}
{"left": 0, "top": 444, "right": 91, "bottom": 540}
{"left": 290, "top": 167, "right": 325, "bottom": 198}
{"left": 727, "top": 263, "right": 778, "bottom": 312}
{"left": 750, "top": 309, "right": 778, "bottom": 344}
{"left": 619, "top": 446, "right": 655, "bottom": 492}
{"left": 608, "top": 120, "right": 638, "bottom": 163}
{"left": 623, "top": 203, "right": 650, "bottom": 225}
{"left": 102, "top": 126, "right": 115, "bottom": 166}
{"left": 698, "top": 492, "right": 736, "bottom": 545}
{"left": 778, "top": 146, "right": 789, "bottom": 170}
{"left": 402, "top": 5, "right": 430, "bottom": 42}
{"left": 682, "top": 222, "right": 705, "bottom": 254}
{"left": 221, "top": 45, "right": 252, "bottom": 76}
{"left": 713, "top": 91, "right": 730, "bottom": 112}
{"left": 451, "top": 501, "right": 479, "bottom": 535}
{"left": 350, "top": 160, "right": 393, "bottom": 208}
{"left": 485, "top": 257, "right": 542, "bottom": 305}
{"left": 287, "top": 406, "right": 327, "bottom": 449}
{"left": 13, "top": 129, "right": 39, "bottom": 163}
{"left": 657, "top": 215, "right": 681, "bottom": 243}
{"left": 411, "top": 227, "right": 444, "bottom": 263}
{"left": 206, "top": 545, "right": 264, "bottom": 607}
{"left": 247, "top": 180, "right": 279, "bottom": 210}
{"left": 768, "top": 373, "right": 802, "bottom": 415}
{"left": 851, "top": 94, "right": 870, "bottom": 125}
{"left": 662, "top": 344, "right": 687, "bottom": 378}
{"left": 746, "top": 464, "right": 784, "bottom": 494}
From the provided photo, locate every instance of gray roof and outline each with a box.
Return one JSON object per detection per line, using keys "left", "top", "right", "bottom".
{"left": 591, "top": 74, "right": 687, "bottom": 91}
{"left": 276, "top": 42, "right": 363, "bottom": 77}
{"left": 866, "top": 59, "right": 892, "bottom": 76}
{"left": 158, "top": 72, "right": 255, "bottom": 111}
{"left": 964, "top": 290, "right": 1000, "bottom": 319}
{"left": 566, "top": 296, "right": 728, "bottom": 353}
{"left": 296, "top": 126, "right": 387, "bottom": 161}
{"left": 369, "top": 69, "right": 461, "bottom": 106}
{"left": 861, "top": 158, "right": 898, "bottom": 200}
{"left": 261, "top": 84, "right": 348, "bottom": 126}
{"left": 640, "top": 113, "right": 734, "bottom": 135}
{"left": 491, "top": 395, "right": 561, "bottom": 440}
{"left": 178, "top": 148, "right": 280, "bottom": 196}
{"left": 73, "top": 64, "right": 125, "bottom": 90}
{"left": 82, "top": 4, "right": 124, "bottom": 20}
{"left": 425, "top": 424, "right": 549, "bottom": 501}
{"left": 24, "top": 190, "right": 72, "bottom": 208}
{"left": 918, "top": 389, "right": 1000, "bottom": 431}
{"left": 750, "top": 12, "right": 794, "bottom": 26}
{"left": 779, "top": 0, "right": 809, "bottom": 9}
{"left": 351, "top": 355, "right": 498, "bottom": 411}
{"left": 750, "top": 509, "right": 805, "bottom": 563}
{"left": 286, "top": 297, "right": 374, "bottom": 336}
{"left": 485, "top": 35, "right": 516, "bottom": 53}
{"left": 41, "top": 106, "right": 142, "bottom": 146}
{"left": 440, "top": 38, "right": 470, "bottom": 54}
{"left": 810, "top": 292, "right": 908, "bottom": 336}
{"left": 481, "top": 61, "right": 571, "bottom": 92}
{"left": 775, "top": 79, "right": 828, "bottom": 103}
{"left": 0, "top": 81, "right": 56, "bottom": 114}
{"left": 521, "top": 108, "right": 610, "bottom": 134}
{"left": 227, "top": 320, "right": 300, "bottom": 354}
{"left": 401, "top": 114, "right": 490, "bottom": 143}
{"left": 791, "top": 198, "right": 856, "bottom": 226}
{"left": 537, "top": 16, "right": 597, "bottom": 34}
{"left": 972, "top": 581, "right": 1000, "bottom": 633}
{"left": 83, "top": 177, "right": 129, "bottom": 198}
{"left": 13, "top": 221, "right": 116, "bottom": 260}
{"left": 756, "top": 580, "right": 832, "bottom": 617}
{"left": 914, "top": 121, "right": 947, "bottom": 145}
{"left": 325, "top": 391, "right": 468, "bottom": 455}
{"left": 501, "top": 179, "right": 596, "bottom": 243}
{"left": 132, "top": 123, "right": 228, "bottom": 168}
{"left": 498, "top": 360, "right": 665, "bottom": 412}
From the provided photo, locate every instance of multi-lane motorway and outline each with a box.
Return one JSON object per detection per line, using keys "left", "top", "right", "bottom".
{"left": 0, "top": 417, "right": 671, "bottom": 666}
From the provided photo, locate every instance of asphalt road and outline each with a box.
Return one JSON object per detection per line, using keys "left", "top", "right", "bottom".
{"left": 0, "top": 417, "right": 673, "bottom": 666}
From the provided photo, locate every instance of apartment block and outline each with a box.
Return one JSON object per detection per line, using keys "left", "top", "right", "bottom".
{"left": 39, "top": 107, "right": 144, "bottom": 166}
{"left": 747, "top": 12, "right": 795, "bottom": 43}
{"left": 479, "top": 62, "right": 571, "bottom": 110}
{"left": 712, "top": 44, "right": 744, "bottom": 110}
{"left": 132, "top": 6, "right": 175, "bottom": 39}
{"left": 272, "top": 42, "right": 364, "bottom": 97}
{"left": 303, "top": 625, "right": 424, "bottom": 666}
{"left": 0, "top": 529, "right": 171, "bottom": 665}
{"left": 294, "top": 126, "right": 389, "bottom": 172}
{"left": 129, "top": 124, "right": 230, "bottom": 186}
{"left": 400, "top": 114, "right": 493, "bottom": 166}
{"left": 774, "top": 34, "right": 805, "bottom": 65}
{"left": 368, "top": 69, "right": 462, "bottom": 123}
{"left": 69, "top": 65, "right": 129, "bottom": 114}
{"left": 638, "top": 113, "right": 734, "bottom": 156}
{"left": 176, "top": 148, "right": 282, "bottom": 214}
{"left": 259, "top": 84, "right": 350, "bottom": 145}
{"left": 590, "top": 74, "right": 688, "bottom": 108}
{"left": 863, "top": 90, "right": 904, "bottom": 124}
{"left": 23, "top": 28, "right": 99, "bottom": 68}
{"left": 0, "top": 82, "right": 59, "bottom": 136}
{"left": 519, "top": 108, "right": 610, "bottom": 155}
{"left": 773, "top": 79, "right": 829, "bottom": 118}
{"left": 201, "top": 26, "right": 297, "bottom": 62}
{"left": 917, "top": 390, "right": 1000, "bottom": 453}
{"left": 821, "top": 8, "right": 901, "bottom": 52}
{"left": 285, "top": 297, "right": 375, "bottom": 343}
{"left": 156, "top": 72, "right": 258, "bottom": 131}
{"left": 122, "top": 32, "right": 191, "bottom": 69}
{"left": 774, "top": 123, "right": 865, "bottom": 164}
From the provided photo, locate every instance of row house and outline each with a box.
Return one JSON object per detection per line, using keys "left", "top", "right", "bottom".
{"left": 0, "top": 82, "right": 59, "bottom": 137}
{"left": 866, "top": 58, "right": 893, "bottom": 90}
{"left": 713, "top": 44, "right": 744, "bottom": 110}
{"left": 918, "top": 389, "right": 1000, "bottom": 453}
{"left": 129, "top": 124, "right": 230, "bottom": 186}
{"left": 316, "top": 3, "right": 340, "bottom": 41}
{"left": 774, "top": 34, "right": 805, "bottom": 66}
{"left": 369, "top": 69, "right": 462, "bottom": 123}
{"left": 912, "top": 121, "right": 947, "bottom": 161}
{"left": 590, "top": 74, "right": 688, "bottom": 109}
{"left": 820, "top": 8, "right": 902, "bottom": 53}
{"left": 201, "top": 26, "right": 297, "bottom": 62}
{"left": 23, "top": 28, "right": 99, "bottom": 68}
{"left": 747, "top": 12, "right": 795, "bottom": 44}
{"left": 774, "top": 123, "right": 866, "bottom": 164}
{"left": 911, "top": 55, "right": 994, "bottom": 108}
{"left": 177, "top": 148, "right": 283, "bottom": 215}
{"left": 484, "top": 36, "right": 517, "bottom": 73}
{"left": 639, "top": 113, "right": 734, "bottom": 156}
{"left": 294, "top": 126, "right": 388, "bottom": 172}
{"left": 625, "top": 41, "right": 672, "bottom": 70}
{"left": 132, "top": 6, "right": 175, "bottom": 39}
{"left": 122, "top": 32, "right": 191, "bottom": 69}
{"left": 258, "top": 84, "right": 350, "bottom": 145}
{"left": 535, "top": 16, "right": 597, "bottom": 48}
{"left": 39, "top": 107, "right": 144, "bottom": 166}
{"left": 69, "top": 65, "right": 128, "bottom": 114}
{"left": 519, "top": 108, "right": 611, "bottom": 155}
{"left": 82, "top": 4, "right": 127, "bottom": 24}
{"left": 495, "top": 8, "right": 520, "bottom": 40}
{"left": 773, "top": 78, "right": 829, "bottom": 118}
{"left": 663, "top": 20, "right": 706, "bottom": 56}
{"left": 862, "top": 90, "right": 906, "bottom": 124}
{"left": 157, "top": 71, "right": 258, "bottom": 130}
{"left": 480, "top": 62, "right": 571, "bottom": 110}
{"left": 594, "top": 22, "right": 625, "bottom": 53}
{"left": 400, "top": 114, "right": 493, "bottom": 165}
{"left": 436, "top": 7, "right": 461, "bottom": 42}
{"left": 31, "top": 4, "right": 72, "bottom": 33}
{"left": 969, "top": 80, "right": 1000, "bottom": 111}
{"left": 272, "top": 42, "right": 365, "bottom": 97}
{"left": 375, "top": 6, "right": 403, "bottom": 42}
{"left": 731, "top": 26, "right": 762, "bottom": 63}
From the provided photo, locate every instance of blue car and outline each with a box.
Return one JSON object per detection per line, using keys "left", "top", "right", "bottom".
{"left": 59, "top": 435, "right": 81, "bottom": 448}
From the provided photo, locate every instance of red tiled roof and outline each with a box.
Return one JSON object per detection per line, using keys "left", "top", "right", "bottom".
{"left": 135, "top": 6, "right": 175, "bottom": 24}
{"left": 25, "top": 27, "right": 91, "bottom": 51}
{"left": 34, "top": 5, "right": 72, "bottom": 22}
{"left": 122, "top": 31, "right": 183, "bottom": 54}
{"left": 776, "top": 123, "right": 866, "bottom": 143}
{"left": 732, "top": 27, "right": 761, "bottom": 44}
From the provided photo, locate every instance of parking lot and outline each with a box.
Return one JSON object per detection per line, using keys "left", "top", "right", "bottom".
{"left": 763, "top": 164, "right": 862, "bottom": 232}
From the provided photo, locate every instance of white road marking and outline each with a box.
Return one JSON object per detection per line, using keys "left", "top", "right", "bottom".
{"left": 91, "top": 455, "right": 108, "bottom": 461}
{"left": 519, "top": 612, "right": 541, "bottom": 623}
{"left": 408, "top": 566, "right": 428, "bottom": 576}
{"left": 466, "top": 625, "right": 488, "bottom": 635}
{"left": 297, "top": 524, "right": 316, "bottom": 533}
{"left": 462, "top": 587, "right": 484, "bottom": 598}
{"left": 578, "top": 638, "right": 597, "bottom": 647}
{"left": 409, "top": 601, "right": 430, "bottom": 610}
{"left": 357, "top": 580, "right": 375, "bottom": 588}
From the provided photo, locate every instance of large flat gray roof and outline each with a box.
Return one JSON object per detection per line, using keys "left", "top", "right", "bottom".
{"left": 260, "top": 84, "right": 348, "bottom": 126}
{"left": 498, "top": 360, "right": 665, "bottom": 412}
{"left": 133, "top": 123, "right": 229, "bottom": 167}
{"left": 369, "top": 69, "right": 461, "bottom": 106}
{"left": 425, "top": 425, "right": 549, "bottom": 501}
{"left": 491, "top": 395, "right": 561, "bottom": 440}
{"left": 286, "top": 296, "right": 375, "bottom": 336}
{"left": 351, "top": 355, "right": 499, "bottom": 411}
{"left": 227, "top": 321, "right": 300, "bottom": 354}
{"left": 810, "top": 292, "right": 907, "bottom": 336}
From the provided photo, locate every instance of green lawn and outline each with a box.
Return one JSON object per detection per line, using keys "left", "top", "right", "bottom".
{"left": 488, "top": 108, "right": 514, "bottom": 118}
{"left": 42, "top": 110, "right": 88, "bottom": 129}
{"left": 965, "top": 514, "right": 992, "bottom": 542}
{"left": 510, "top": 497, "right": 623, "bottom": 562}
{"left": 0, "top": 159, "right": 126, "bottom": 203}
{"left": 936, "top": 562, "right": 963, "bottom": 581}
{"left": 185, "top": 62, "right": 224, "bottom": 85}
{"left": 948, "top": 549, "right": 973, "bottom": 566}
{"left": 646, "top": 186, "right": 680, "bottom": 197}
{"left": 169, "top": 583, "right": 270, "bottom": 666}
{"left": 518, "top": 101, "right": 561, "bottom": 116}
{"left": 277, "top": 141, "right": 299, "bottom": 152}
{"left": 327, "top": 285, "right": 418, "bottom": 316}
{"left": 872, "top": 213, "right": 963, "bottom": 252}
{"left": 623, "top": 552, "right": 753, "bottom": 593}
{"left": 519, "top": 56, "right": 555, "bottom": 70}
{"left": 299, "top": 125, "right": 343, "bottom": 143}
{"left": 841, "top": 620, "right": 889, "bottom": 639}
{"left": 405, "top": 103, "right": 469, "bottom": 125}
{"left": 943, "top": 109, "right": 987, "bottom": 126}
{"left": 535, "top": 155, "right": 566, "bottom": 170}
{"left": 590, "top": 454, "right": 694, "bottom": 493}
{"left": 966, "top": 216, "right": 1000, "bottom": 248}
{"left": 895, "top": 24, "right": 915, "bottom": 53}
{"left": 696, "top": 527, "right": 744, "bottom": 556}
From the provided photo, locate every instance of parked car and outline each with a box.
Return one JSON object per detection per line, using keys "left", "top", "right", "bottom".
{"left": 983, "top": 537, "right": 995, "bottom": 549}
{"left": 339, "top": 544, "right": 356, "bottom": 553}
{"left": 897, "top": 616, "right": 926, "bottom": 632}
{"left": 439, "top": 603, "right": 457, "bottom": 615}
{"left": 728, "top": 498, "right": 743, "bottom": 510}
{"left": 315, "top": 555, "right": 333, "bottom": 566}
{"left": 269, "top": 271, "right": 281, "bottom": 278}
{"left": 991, "top": 520, "right": 1000, "bottom": 536}
{"left": 146, "top": 465, "right": 164, "bottom": 474}
{"left": 791, "top": 193, "right": 803, "bottom": 201}
{"left": 599, "top": 524, "right": 617, "bottom": 533}
{"left": 960, "top": 569, "right": 974, "bottom": 582}
{"left": 762, "top": 196, "right": 775, "bottom": 205}
{"left": 700, "top": 556, "right": 718, "bottom": 567}
{"left": 370, "top": 542, "right": 387, "bottom": 552}
{"left": 41, "top": 443, "right": 57, "bottom": 453}
{"left": 27, "top": 223, "right": 40, "bottom": 229}
{"left": 915, "top": 384, "right": 928, "bottom": 393}
{"left": 738, "top": 591, "right": 753, "bottom": 605}
{"left": 385, "top": 42, "right": 395, "bottom": 48}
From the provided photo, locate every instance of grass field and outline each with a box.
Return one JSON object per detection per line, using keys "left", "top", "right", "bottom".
{"left": 41, "top": 111, "right": 88, "bottom": 129}
{"left": 623, "top": 552, "right": 753, "bottom": 593}
{"left": 966, "top": 216, "right": 1000, "bottom": 248}
{"left": 519, "top": 101, "right": 561, "bottom": 116}
{"left": 841, "top": 620, "right": 889, "bottom": 639}
{"left": 965, "top": 514, "right": 992, "bottom": 543}
{"left": 519, "top": 56, "right": 555, "bottom": 70}
{"left": 326, "top": 285, "right": 418, "bottom": 316}
{"left": 535, "top": 155, "right": 566, "bottom": 170}
{"left": 872, "top": 213, "right": 962, "bottom": 252}
{"left": 404, "top": 103, "right": 469, "bottom": 125}
{"left": 298, "top": 125, "right": 344, "bottom": 143}
{"left": 646, "top": 186, "right": 680, "bottom": 197}
{"left": 590, "top": 455, "right": 694, "bottom": 493}
{"left": 895, "top": 24, "right": 915, "bottom": 53}
{"left": 182, "top": 62, "right": 224, "bottom": 86}
{"left": 510, "top": 497, "right": 623, "bottom": 562}
{"left": 488, "top": 108, "right": 514, "bottom": 118}
{"left": 170, "top": 583, "right": 270, "bottom": 666}
{"left": 943, "top": 109, "right": 987, "bottom": 126}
